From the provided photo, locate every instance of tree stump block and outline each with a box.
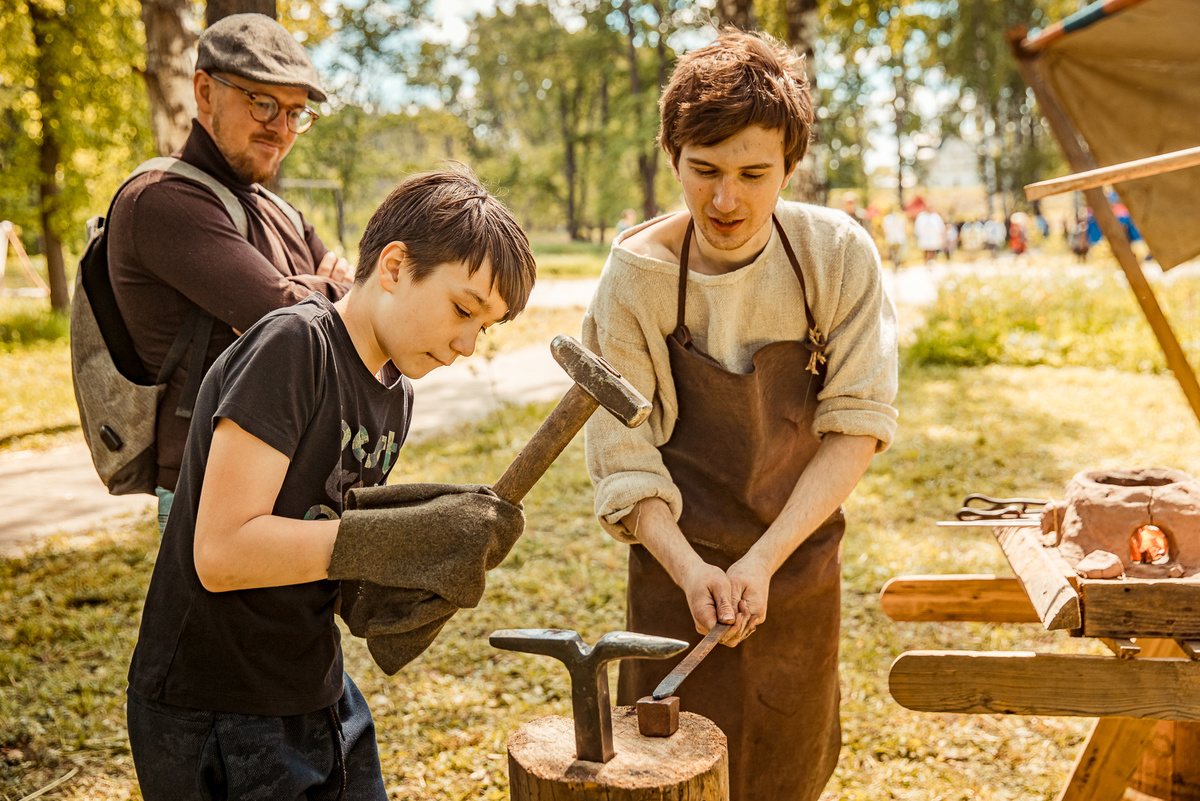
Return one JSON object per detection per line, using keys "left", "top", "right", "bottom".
{"left": 507, "top": 706, "right": 728, "bottom": 800}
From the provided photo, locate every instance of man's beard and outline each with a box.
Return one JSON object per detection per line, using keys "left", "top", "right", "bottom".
{"left": 211, "top": 115, "right": 284, "bottom": 185}
{"left": 225, "top": 146, "right": 281, "bottom": 185}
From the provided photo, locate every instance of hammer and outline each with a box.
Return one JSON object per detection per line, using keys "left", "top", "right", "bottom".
{"left": 491, "top": 335, "right": 650, "bottom": 504}
{"left": 490, "top": 628, "right": 688, "bottom": 763}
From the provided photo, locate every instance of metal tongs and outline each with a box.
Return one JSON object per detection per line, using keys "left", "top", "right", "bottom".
{"left": 937, "top": 493, "right": 1049, "bottom": 527}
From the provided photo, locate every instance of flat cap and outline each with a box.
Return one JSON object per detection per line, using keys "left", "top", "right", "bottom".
{"left": 197, "top": 13, "right": 326, "bottom": 103}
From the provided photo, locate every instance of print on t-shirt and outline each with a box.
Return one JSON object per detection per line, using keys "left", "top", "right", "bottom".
{"left": 305, "top": 418, "right": 400, "bottom": 520}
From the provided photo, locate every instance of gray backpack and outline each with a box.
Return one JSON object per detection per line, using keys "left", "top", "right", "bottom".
{"left": 70, "top": 157, "right": 302, "bottom": 495}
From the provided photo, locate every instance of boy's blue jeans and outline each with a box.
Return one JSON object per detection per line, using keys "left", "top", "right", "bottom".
{"left": 127, "top": 673, "right": 386, "bottom": 801}
{"left": 154, "top": 487, "right": 173, "bottom": 535}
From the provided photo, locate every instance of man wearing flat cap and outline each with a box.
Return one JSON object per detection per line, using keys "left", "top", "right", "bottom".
{"left": 108, "top": 12, "right": 352, "bottom": 532}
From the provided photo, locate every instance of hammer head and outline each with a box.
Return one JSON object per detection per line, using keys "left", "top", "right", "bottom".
{"left": 551, "top": 335, "right": 651, "bottom": 428}
{"left": 490, "top": 628, "right": 687, "bottom": 762}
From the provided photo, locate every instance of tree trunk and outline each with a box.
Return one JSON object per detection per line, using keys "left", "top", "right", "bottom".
{"left": 29, "top": 1, "right": 69, "bottom": 312}
{"left": 974, "top": 0, "right": 997, "bottom": 219}
{"left": 37, "top": 135, "right": 68, "bottom": 312}
{"left": 206, "top": 0, "right": 275, "bottom": 25}
{"left": 140, "top": 0, "right": 196, "bottom": 156}
{"left": 783, "top": 0, "right": 823, "bottom": 204}
{"left": 621, "top": 1, "right": 658, "bottom": 221}
{"left": 637, "top": 153, "right": 657, "bottom": 222}
{"left": 717, "top": 0, "right": 754, "bottom": 30}
{"left": 560, "top": 87, "right": 579, "bottom": 241}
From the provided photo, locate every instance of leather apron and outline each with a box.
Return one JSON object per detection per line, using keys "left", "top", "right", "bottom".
{"left": 616, "top": 217, "right": 845, "bottom": 801}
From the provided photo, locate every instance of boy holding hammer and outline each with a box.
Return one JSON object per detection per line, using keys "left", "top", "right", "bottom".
{"left": 583, "top": 29, "right": 898, "bottom": 800}
{"left": 126, "top": 168, "right": 537, "bottom": 799}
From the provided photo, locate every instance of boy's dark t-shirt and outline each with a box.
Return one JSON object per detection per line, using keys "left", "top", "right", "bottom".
{"left": 129, "top": 294, "right": 413, "bottom": 716}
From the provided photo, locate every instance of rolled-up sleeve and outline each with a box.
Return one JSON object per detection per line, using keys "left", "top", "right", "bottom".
{"left": 812, "top": 222, "right": 899, "bottom": 451}
{"left": 582, "top": 267, "right": 683, "bottom": 544}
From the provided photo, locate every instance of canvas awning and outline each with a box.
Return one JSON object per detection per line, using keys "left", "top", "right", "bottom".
{"left": 1021, "top": 0, "right": 1200, "bottom": 270}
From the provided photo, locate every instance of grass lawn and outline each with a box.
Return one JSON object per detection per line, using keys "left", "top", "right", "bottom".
{"left": 5, "top": 358, "right": 1200, "bottom": 799}
{"left": 0, "top": 341, "right": 78, "bottom": 453}
{"left": 529, "top": 239, "right": 609, "bottom": 279}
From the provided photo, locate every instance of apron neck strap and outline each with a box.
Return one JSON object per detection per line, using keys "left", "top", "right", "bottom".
{"left": 676, "top": 214, "right": 827, "bottom": 375}
{"left": 771, "top": 214, "right": 821, "bottom": 338}
{"left": 677, "top": 218, "right": 695, "bottom": 334}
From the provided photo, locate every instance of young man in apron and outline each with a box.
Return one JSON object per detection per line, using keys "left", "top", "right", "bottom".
{"left": 583, "top": 29, "right": 898, "bottom": 801}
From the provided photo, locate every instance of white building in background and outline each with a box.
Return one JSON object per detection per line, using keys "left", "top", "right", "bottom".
{"left": 918, "top": 136, "right": 983, "bottom": 189}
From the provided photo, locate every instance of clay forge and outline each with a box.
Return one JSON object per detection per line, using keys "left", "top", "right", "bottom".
{"left": 1040, "top": 467, "right": 1200, "bottom": 580}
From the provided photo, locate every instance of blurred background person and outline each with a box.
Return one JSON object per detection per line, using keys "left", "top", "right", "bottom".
{"left": 914, "top": 206, "right": 945, "bottom": 264}
{"left": 881, "top": 206, "right": 908, "bottom": 268}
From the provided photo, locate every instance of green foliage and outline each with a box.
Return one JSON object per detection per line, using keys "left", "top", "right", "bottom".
{"left": 815, "top": 0, "right": 1074, "bottom": 211}
{"left": 286, "top": 106, "right": 477, "bottom": 255}
{"left": 921, "top": 0, "right": 1073, "bottom": 212}
{"left": 320, "top": 0, "right": 432, "bottom": 109}
{"left": 0, "top": 0, "right": 154, "bottom": 254}
{"left": 906, "top": 267, "right": 1200, "bottom": 373}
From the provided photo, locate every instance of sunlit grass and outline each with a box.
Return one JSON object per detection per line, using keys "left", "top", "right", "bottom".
{"left": 0, "top": 341, "right": 78, "bottom": 452}
{"left": 10, "top": 259, "right": 1200, "bottom": 798}
{"left": 531, "top": 248, "right": 608, "bottom": 279}
{"left": 908, "top": 263, "right": 1200, "bottom": 372}
{"left": 5, "top": 361, "right": 1200, "bottom": 799}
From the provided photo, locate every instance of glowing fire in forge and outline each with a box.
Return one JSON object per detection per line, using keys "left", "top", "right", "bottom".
{"left": 1129, "top": 524, "right": 1170, "bottom": 565}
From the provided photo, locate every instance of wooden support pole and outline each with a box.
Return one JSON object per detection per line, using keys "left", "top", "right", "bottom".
{"left": 1025, "top": 144, "right": 1200, "bottom": 201}
{"left": 1057, "top": 639, "right": 1183, "bottom": 801}
{"left": 1008, "top": 31, "right": 1200, "bottom": 433}
{"left": 1058, "top": 717, "right": 1159, "bottom": 801}
{"left": 507, "top": 709, "right": 728, "bottom": 800}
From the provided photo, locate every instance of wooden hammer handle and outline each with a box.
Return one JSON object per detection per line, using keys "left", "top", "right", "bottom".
{"left": 492, "top": 383, "right": 599, "bottom": 504}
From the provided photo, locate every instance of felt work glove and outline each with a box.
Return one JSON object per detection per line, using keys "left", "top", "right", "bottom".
{"left": 338, "top": 579, "right": 458, "bottom": 676}
{"left": 328, "top": 483, "right": 525, "bottom": 607}
{"left": 332, "top": 483, "right": 524, "bottom": 675}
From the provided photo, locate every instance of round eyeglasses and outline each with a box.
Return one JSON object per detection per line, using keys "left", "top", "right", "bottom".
{"left": 207, "top": 72, "right": 320, "bottom": 134}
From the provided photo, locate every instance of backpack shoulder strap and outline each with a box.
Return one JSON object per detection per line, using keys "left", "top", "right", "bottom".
{"left": 254, "top": 184, "right": 305, "bottom": 238}
{"left": 127, "top": 157, "right": 249, "bottom": 237}
{"left": 102, "top": 157, "right": 245, "bottom": 415}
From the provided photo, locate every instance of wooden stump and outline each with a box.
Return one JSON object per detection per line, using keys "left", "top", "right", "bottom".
{"left": 507, "top": 706, "right": 728, "bottom": 800}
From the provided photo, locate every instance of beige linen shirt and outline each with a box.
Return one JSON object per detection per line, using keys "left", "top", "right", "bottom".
{"left": 583, "top": 200, "right": 899, "bottom": 542}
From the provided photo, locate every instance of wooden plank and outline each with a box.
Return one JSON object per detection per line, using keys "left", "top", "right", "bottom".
{"left": 1025, "top": 144, "right": 1200, "bottom": 201}
{"left": 889, "top": 650, "right": 1200, "bottom": 720}
{"left": 1080, "top": 580, "right": 1200, "bottom": 639}
{"left": 994, "top": 525, "right": 1081, "bottom": 630}
{"left": 1057, "top": 639, "right": 1182, "bottom": 801}
{"left": 879, "top": 575, "right": 1041, "bottom": 623}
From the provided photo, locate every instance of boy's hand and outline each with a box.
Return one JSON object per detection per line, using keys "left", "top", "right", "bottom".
{"left": 328, "top": 483, "right": 524, "bottom": 608}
